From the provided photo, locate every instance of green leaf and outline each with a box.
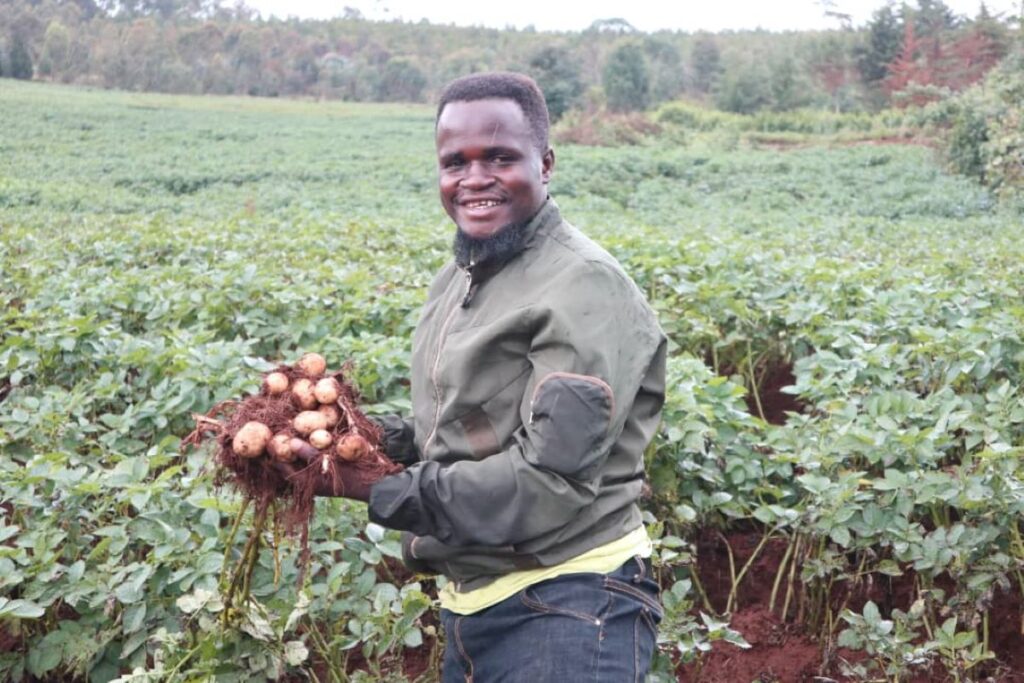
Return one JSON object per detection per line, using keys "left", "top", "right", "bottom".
{"left": 673, "top": 504, "right": 697, "bottom": 523}
{"left": 27, "top": 630, "right": 65, "bottom": 676}
{"left": 365, "top": 523, "right": 386, "bottom": 544}
{"left": 283, "top": 640, "right": 308, "bottom": 666}
{"left": 837, "top": 628, "right": 861, "bottom": 649}
{"left": 176, "top": 588, "right": 213, "bottom": 614}
{"left": 123, "top": 602, "right": 146, "bottom": 634}
{"left": 403, "top": 627, "right": 423, "bottom": 648}
{"left": 829, "top": 526, "right": 851, "bottom": 548}
{"left": 0, "top": 597, "right": 45, "bottom": 619}
{"left": 863, "top": 601, "right": 881, "bottom": 627}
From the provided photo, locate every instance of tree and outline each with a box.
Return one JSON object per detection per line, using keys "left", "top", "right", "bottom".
{"left": 603, "top": 41, "right": 649, "bottom": 112}
{"left": 690, "top": 33, "right": 722, "bottom": 95}
{"left": 9, "top": 34, "right": 33, "bottom": 80}
{"left": 586, "top": 18, "right": 637, "bottom": 34}
{"left": 768, "top": 53, "right": 811, "bottom": 111}
{"left": 528, "top": 45, "right": 583, "bottom": 121}
{"left": 714, "top": 58, "right": 772, "bottom": 113}
{"left": 39, "top": 21, "right": 72, "bottom": 79}
{"left": 643, "top": 38, "right": 685, "bottom": 105}
{"left": 811, "top": 34, "right": 857, "bottom": 111}
{"left": 857, "top": 3, "right": 903, "bottom": 87}
{"left": 913, "top": 0, "right": 959, "bottom": 38}
{"left": 375, "top": 57, "right": 426, "bottom": 101}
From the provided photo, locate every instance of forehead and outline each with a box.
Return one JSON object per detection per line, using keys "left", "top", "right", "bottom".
{"left": 435, "top": 98, "right": 533, "bottom": 151}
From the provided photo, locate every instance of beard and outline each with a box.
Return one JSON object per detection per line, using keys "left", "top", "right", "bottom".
{"left": 452, "top": 220, "right": 530, "bottom": 269}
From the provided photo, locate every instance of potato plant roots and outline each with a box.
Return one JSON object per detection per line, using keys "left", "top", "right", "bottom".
{"left": 182, "top": 363, "right": 402, "bottom": 619}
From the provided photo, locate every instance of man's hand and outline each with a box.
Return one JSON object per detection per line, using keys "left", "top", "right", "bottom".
{"left": 272, "top": 447, "right": 382, "bottom": 502}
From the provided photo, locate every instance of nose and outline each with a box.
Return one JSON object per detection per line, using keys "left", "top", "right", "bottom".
{"left": 459, "top": 160, "right": 495, "bottom": 189}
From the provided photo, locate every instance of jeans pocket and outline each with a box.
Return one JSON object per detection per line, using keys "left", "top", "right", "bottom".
{"left": 603, "top": 576, "right": 664, "bottom": 621}
{"left": 520, "top": 576, "right": 609, "bottom": 625}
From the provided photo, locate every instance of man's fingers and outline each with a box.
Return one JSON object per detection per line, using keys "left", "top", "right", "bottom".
{"left": 290, "top": 438, "right": 320, "bottom": 463}
{"left": 271, "top": 461, "right": 300, "bottom": 480}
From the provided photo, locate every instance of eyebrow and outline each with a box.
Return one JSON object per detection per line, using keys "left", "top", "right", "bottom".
{"left": 439, "top": 146, "right": 520, "bottom": 163}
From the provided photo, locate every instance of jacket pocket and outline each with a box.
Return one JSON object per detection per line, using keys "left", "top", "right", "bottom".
{"left": 525, "top": 372, "right": 613, "bottom": 481}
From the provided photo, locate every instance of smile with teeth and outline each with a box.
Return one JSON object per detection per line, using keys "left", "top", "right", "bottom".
{"left": 463, "top": 199, "right": 502, "bottom": 209}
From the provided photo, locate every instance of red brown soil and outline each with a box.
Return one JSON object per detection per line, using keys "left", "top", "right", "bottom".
{"left": 752, "top": 362, "right": 802, "bottom": 425}
{"left": 750, "top": 135, "right": 936, "bottom": 151}
{"left": 708, "top": 357, "right": 803, "bottom": 426}
{"left": 680, "top": 530, "right": 1024, "bottom": 682}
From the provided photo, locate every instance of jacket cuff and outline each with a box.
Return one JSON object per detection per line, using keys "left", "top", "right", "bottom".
{"left": 368, "top": 468, "right": 425, "bottom": 533}
{"left": 371, "top": 414, "right": 420, "bottom": 467}
{"left": 400, "top": 532, "right": 435, "bottom": 574}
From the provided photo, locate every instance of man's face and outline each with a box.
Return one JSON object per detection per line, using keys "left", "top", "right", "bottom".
{"left": 436, "top": 98, "right": 554, "bottom": 241}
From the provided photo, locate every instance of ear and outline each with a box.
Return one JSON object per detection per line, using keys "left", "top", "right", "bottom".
{"left": 540, "top": 148, "right": 555, "bottom": 185}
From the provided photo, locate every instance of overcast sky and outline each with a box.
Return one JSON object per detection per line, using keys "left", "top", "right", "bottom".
{"left": 242, "top": 0, "right": 1021, "bottom": 32}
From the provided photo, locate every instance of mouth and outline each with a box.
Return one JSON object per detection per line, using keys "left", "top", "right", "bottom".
{"left": 459, "top": 197, "right": 505, "bottom": 210}
{"left": 456, "top": 197, "right": 507, "bottom": 225}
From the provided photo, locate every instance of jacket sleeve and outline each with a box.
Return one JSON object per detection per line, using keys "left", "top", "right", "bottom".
{"left": 367, "top": 261, "right": 664, "bottom": 547}
{"left": 372, "top": 414, "right": 420, "bottom": 467}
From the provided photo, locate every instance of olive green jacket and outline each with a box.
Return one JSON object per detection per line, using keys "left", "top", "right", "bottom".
{"left": 369, "top": 199, "right": 666, "bottom": 592}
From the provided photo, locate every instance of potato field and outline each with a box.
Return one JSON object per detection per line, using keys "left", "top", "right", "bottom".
{"left": 1, "top": 79, "right": 1023, "bottom": 682}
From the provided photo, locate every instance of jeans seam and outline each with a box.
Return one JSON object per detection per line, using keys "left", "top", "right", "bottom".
{"left": 454, "top": 616, "right": 474, "bottom": 681}
{"left": 633, "top": 610, "right": 642, "bottom": 683}
{"left": 604, "top": 577, "right": 664, "bottom": 617}
{"left": 595, "top": 594, "right": 609, "bottom": 683}
{"left": 521, "top": 587, "right": 604, "bottom": 625}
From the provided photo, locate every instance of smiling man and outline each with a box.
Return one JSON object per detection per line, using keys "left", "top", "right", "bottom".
{"left": 300, "top": 72, "right": 667, "bottom": 681}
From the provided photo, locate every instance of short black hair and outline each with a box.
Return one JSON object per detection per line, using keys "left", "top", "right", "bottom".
{"left": 436, "top": 72, "right": 550, "bottom": 153}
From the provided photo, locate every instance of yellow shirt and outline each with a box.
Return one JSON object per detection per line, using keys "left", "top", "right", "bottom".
{"left": 439, "top": 526, "right": 652, "bottom": 615}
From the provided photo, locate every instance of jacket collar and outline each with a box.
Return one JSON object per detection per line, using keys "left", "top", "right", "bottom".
{"left": 456, "top": 198, "right": 561, "bottom": 308}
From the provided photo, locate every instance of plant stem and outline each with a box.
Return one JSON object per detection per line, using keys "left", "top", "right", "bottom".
{"left": 223, "top": 500, "right": 268, "bottom": 625}
{"left": 727, "top": 528, "right": 773, "bottom": 614}
{"left": 219, "top": 497, "right": 251, "bottom": 587}
{"left": 307, "top": 619, "right": 347, "bottom": 683}
{"left": 782, "top": 534, "right": 802, "bottom": 623}
{"left": 163, "top": 641, "right": 203, "bottom": 682}
{"left": 982, "top": 610, "right": 989, "bottom": 655}
{"left": 688, "top": 558, "right": 715, "bottom": 614}
{"left": 746, "top": 340, "right": 766, "bottom": 421}
{"left": 717, "top": 530, "right": 737, "bottom": 614}
{"left": 769, "top": 534, "right": 795, "bottom": 615}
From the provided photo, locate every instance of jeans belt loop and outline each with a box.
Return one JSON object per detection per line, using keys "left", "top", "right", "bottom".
{"left": 633, "top": 555, "right": 647, "bottom": 583}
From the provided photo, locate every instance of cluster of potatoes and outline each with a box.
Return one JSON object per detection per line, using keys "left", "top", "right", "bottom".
{"left": 231, "top": 353, "right": 370, "bottom": 464}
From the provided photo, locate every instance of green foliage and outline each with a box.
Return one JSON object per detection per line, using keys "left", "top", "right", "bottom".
{"left": 1, "top": 80, "right": 1022, "bottom": 681}
{"left": 857, "top": 4, "right": 904, "bottom": 87}
{"left": 642, "top": 37, "right": 685, "bottom": 106}
{"left": 528, "top": 45, "right": 583, "bottom": 122}
{"left": 8, "top": 34, "right": 32, "bottom": 80}
{"left": 941, "top": 50, "right": 1024, "bottom": 204}
{"left": 0, "top": 0, "right": 1017, "bottom": 117}
{"left": 713, "top": 57, "right": 771, "bottom": 114}
{"left": 689, "top": 33, "right": 722, "bottom": 95}
{"left": 602, "top": 41, "right": 650, "bottom": 113}
{"left": 375, "top": 58, "right": 427, "bottom": 103}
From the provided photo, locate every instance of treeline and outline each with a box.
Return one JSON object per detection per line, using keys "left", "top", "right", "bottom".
{"left": 0, "top": 0, "right": 1019, "bottom": 115}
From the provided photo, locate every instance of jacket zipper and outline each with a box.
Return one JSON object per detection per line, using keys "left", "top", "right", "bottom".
{"left": 423, "top": 265, "right": 473, "bottom": 455}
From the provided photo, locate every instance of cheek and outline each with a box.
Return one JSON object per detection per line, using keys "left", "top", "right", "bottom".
{"left": 438, "top": 178, "right": 457, "bottom": 209}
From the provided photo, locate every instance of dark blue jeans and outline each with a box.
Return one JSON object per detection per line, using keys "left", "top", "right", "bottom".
{"left": 440, "top": 556, "right": 662, "bottom": 682}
